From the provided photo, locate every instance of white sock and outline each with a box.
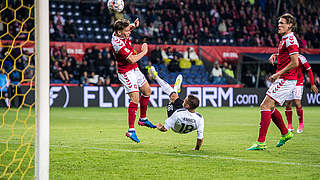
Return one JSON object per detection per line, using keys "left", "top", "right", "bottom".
{"left": 155, "top": 76, "right": 174, "bottom": 96}
{"left": 128, "top": 128, "right": 135, "bottom": 131}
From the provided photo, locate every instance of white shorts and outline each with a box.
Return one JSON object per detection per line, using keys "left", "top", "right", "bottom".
{"left": 266, "top": 79, "right": 297, "bottom": 106}
{"left": 118, "top": 67, "right": 147, "bottom": 93}
{"left": 286, "top": 85, "right": 303, "bottom": 100}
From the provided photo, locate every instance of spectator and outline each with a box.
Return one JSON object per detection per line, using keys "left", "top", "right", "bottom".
{"left": 51, "top": 61, "right": 67, "bottom": 82}
{"left": 167, "top": 55, "right": 181, "bottom": 73}
{"left": 53, "top": 11, "right": 65, "bottom": 26}
{"left": 150, "top": 46, "right": 162, "bottom": 65}
{"left": 106, "top": 60, "right": 118, "bottom": 84}
{"left": 64, "top": 61, "right": 75, "bottom": 83}
{"left": 243, "top": 69, "right": 256, "bottom": 87}
{"left": 218, "top": 19, "right": 228, "bottom": 35}
{"left": 0, "top": 69, "right": 9, "bottom": 107}
{"left": 96, "top": 53, "right": 106, "bottom": 76}
{"left": 9, "top": 69, "right": 22, "bottom": 107}
{"left": 64, "top": 20, "right": 77, "bottom": 41}
{"left": 80, "top": 71, "right": 89, "bottom": 86}
{"left": 223, "top": 62, "right": 234, "bottom": 78}
{"left": 183, "top": 47, "right": 202, "bottom": 66}
{"left": 87, "top": 72, "right": 99, "bottom": 85}
{"left": 210, "top": 62, "right": 225, "bottom": 84}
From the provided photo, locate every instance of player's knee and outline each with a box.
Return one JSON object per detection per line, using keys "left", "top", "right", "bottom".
{"left": 143, "top": 89, "right": 151, "bottom": 96}
{"left": 129, "top": 92, "right": 140, "bottom": 104}
{"left": 295, "top": 103, "right": 302, "bottom": 109}
{"left": 285, "top": 102, "right": 292, "bottom": 109}
{"left": 260, "top": 102, "right": 273, "bottom": 110}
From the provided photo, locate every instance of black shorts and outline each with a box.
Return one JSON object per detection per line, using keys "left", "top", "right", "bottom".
{"left": 166, "top": 98, "right": 184, "bottom": 117}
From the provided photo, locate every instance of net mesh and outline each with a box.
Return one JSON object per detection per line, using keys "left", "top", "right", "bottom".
{"left": 0, "top": 0, "right": 35, "bottom": 179}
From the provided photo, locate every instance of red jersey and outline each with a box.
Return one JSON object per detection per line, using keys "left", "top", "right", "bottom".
{"left": 111, "top": 33, "right": 138, "bottom": 74}
{"left": 296, "top": 55, "right": 311, "bottom": 86}
{"left": 276, "top": 32, "right": 299, "bottom": 80}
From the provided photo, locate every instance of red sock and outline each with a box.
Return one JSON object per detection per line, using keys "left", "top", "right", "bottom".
{"left": 128, "top": 102, "right": 138, "bottom": 128}
{"left": 271, "top": 108, "right": 288, "bottom": 135}
{"left": 297, "top": 107, "right": 303, "bottom": 124}
{"left": 258, "top": 110, "right": 271, "bottom": 143}
{"left": 285, "top": 108, "right": 293, "bottom": 126}
{"left": 139, "top": 95, "right": 150, "bottom": 119}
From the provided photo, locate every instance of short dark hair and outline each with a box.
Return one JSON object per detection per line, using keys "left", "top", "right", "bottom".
{"left": 186, "top": 94, "right": 200, "bottom": 110}
{"left": 279, "top": 13, "right": 297, "bottom": 32}
{"left": 113, "top": 19, "right": 130, "bottom": 32}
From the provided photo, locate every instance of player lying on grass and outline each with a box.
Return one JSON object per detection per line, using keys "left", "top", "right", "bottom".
{"left": 149, "top": 66, "right": 204, "bottom": 150}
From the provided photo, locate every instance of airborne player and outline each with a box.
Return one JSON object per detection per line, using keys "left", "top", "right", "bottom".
{"left": 149, "top": 66, "right": 204, "bottom": 150}
{"left": 111, "top": 18, "right": 156, "bottom": 143}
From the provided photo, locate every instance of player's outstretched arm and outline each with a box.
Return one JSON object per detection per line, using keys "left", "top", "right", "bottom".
{"left": 193, "top": 138, "right": 203, "bottom": 150}
{"left": 127, "top": 43, "right": 148, "bottom": 64}
{"left": 307, "top": 69, "right": 319, "bottom": 94}
{"left": 156, "top": 123, "right": 168, "bottom": 132}
{"left": 129, "top": 18, "right": 139, "bottom": 30}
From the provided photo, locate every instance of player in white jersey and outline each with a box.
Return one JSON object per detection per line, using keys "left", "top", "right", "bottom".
{"left": 149, "top": 66, "right": 204, "bottom": 150}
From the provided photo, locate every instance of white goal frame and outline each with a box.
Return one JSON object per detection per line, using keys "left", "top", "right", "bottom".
{"left": 35, "top": 0, "right": 50, "bottom": 179}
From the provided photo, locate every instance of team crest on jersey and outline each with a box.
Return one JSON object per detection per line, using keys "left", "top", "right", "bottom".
{"left": 124, "top": 48, "right": 130, "bottom": 53}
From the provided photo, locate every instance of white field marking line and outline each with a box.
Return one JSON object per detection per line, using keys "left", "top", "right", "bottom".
{"left": 51, "top": 145, "right": 320, "bottom": 168}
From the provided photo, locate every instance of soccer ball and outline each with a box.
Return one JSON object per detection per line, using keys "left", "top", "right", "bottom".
{"left": 107, "top": 0, "right": 124, "bottom": 13}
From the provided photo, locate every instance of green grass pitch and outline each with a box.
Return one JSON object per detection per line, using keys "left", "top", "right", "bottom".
{"left": 49, "top": 107, "right": 320, "bottom": 179}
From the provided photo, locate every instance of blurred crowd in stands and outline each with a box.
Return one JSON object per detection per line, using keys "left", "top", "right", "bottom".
{"left": 43, "top": 0, "right": 320, "bottom": 48}
{"left": 1, "top": 0, "right": 320, "bottom": 88}
{"left": 0, "top": 44, "right": 34, "bottom": 107}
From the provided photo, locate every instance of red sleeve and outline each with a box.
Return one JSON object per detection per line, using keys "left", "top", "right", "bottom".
{"left": 118, "top": 47, "right": 133, "bottom": 60}
{"left": 307, "top": 69, "right": 315, "bottom": 86}
{"left": 303, "top": 61, "right": 311, "bottom": 71}
{"left": 287, "top": 44, "right": 299, "bottom": 55}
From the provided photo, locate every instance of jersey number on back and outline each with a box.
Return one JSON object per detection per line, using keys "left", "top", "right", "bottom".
{"left": 178, "top": 123, "right": 194, "bottom": 133}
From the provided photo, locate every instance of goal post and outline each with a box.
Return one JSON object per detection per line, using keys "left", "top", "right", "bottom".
{"left": 35, "top": 0, "right": 50, "bottom": 179}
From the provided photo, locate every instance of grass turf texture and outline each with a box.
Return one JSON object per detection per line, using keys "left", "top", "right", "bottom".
{"left": 49, "top": 107, "right": 320, "bottom": 179}
{"left": 2, "top": 107, "right": 319, "bottom": 179}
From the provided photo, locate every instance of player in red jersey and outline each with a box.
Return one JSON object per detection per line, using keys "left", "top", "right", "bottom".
{"left": 285, "top": 54, "right": 318, "bottom": 133}
{"left": 111, "top": 18, "right": 156, "bottom": 143}
{"left": 248, "top": 13, "right": 299, "bottom": 150}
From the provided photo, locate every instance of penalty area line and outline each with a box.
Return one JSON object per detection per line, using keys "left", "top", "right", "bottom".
{"left": 52, "top": 145, "right": 320, "bottom": 168}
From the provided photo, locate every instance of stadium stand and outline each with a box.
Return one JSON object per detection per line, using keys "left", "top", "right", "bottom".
{"left": 2, "top": 0, "right": 319, "bottom": 87}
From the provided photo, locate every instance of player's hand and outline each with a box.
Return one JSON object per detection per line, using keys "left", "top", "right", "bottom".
{"left": 268, "top": 54, "right": 277, "bottom": 66}
{"left": 156, "top": 123, "right": 162, "bottom": 129}
{"left": 141, "top": 43, "right": 148, "bottom": 54}
{"left": 311, "top": 85, "right": 318, "bottom": 94}
{"left": 269, "top": 73, "right": 280, "bottom": 83}
{"left": 134, "top": 18, "right": 140, "bottom": 28}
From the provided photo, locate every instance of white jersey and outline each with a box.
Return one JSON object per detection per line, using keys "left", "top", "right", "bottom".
{"left": 164, "top": 108, "right": 204, "bottom": 139}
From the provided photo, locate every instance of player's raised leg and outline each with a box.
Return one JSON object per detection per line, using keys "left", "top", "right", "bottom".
{"left": 138, "top": 81, "right": 156, "bottom": 128}
{"left": 149, "top": 66, "right": 176, "bottom": 96}
{"left": 174, "top": 74, "right": 183, "bottom": 93}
